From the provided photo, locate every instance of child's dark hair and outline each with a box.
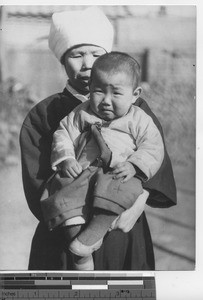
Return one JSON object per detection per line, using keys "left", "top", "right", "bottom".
{"left": 91, "top": 51, "right": 141, "bottom": 89}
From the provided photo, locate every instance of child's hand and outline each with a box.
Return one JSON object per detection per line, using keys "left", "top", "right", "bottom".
{"left": 112, "top": 161, "right": 136, "bottom": 182}
{"left": 58, "top": 158, "right": 83, "bottom": 178}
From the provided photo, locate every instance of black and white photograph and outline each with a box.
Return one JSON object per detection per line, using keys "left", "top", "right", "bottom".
{"left": 0, "top": 2, "right": 197, "bottom": 279}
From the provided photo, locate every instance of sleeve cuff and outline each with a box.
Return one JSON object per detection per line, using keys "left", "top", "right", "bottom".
{"left": 133, "top": 165, "right": 148, "bottom": 182}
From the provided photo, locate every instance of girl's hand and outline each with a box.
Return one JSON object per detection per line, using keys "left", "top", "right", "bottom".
{"left": 112, "top": 161, "right": 136, "bottom": 182}
{"left": 109, "top": 190, "right": 149, "bottom": 233}
{"left": 58, "top": 158, "right": 83, "bottom": 178}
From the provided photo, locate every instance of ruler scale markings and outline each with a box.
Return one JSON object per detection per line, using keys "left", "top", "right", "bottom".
{"left": 0, "top": 273, "right": 156, "bottom": 299}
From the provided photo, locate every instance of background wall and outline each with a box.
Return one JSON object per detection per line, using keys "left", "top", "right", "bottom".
{"left": 0, "top": 5, "right": 196, "bottom": 270}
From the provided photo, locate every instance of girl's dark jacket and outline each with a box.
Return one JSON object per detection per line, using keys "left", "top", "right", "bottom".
{"left": 20, "top": 88, "right": 177, "bottom": 270}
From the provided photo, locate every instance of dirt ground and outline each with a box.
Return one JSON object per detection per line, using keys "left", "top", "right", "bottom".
{"left": 0, "top": 160, "right": 195, "bottom": 271}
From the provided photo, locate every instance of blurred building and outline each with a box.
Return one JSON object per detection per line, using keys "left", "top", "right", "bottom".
{"left": 0, "top": 5, "right": 196, "bottom": 99}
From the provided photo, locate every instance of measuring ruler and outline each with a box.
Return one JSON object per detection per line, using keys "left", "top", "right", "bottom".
{"left": 0, "top": 272, "right": 156, "bottom": 299}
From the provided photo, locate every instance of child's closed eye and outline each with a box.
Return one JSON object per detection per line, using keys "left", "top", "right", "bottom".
{"left": 113, "top": 92, "right": 123, "bottom": 96}
{"left": 94, "top": 89, "right": 103, "bottom": 94}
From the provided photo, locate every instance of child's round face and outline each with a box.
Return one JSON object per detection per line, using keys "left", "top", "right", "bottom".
{"left": 90, "top": 70, "right": 135, "bottom": 121}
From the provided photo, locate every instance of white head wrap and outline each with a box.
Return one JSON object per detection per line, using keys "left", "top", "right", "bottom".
{"left": 48, "top": 6, "right": 114, "bottom": 62}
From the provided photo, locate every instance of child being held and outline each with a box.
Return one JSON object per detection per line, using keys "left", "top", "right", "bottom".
{"left": 43, "top": 52, "right": 164, "bottom": 269}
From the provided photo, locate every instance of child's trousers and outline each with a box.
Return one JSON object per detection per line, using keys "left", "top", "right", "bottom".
{"left": 40, "top": 166, "right": 143, "bottom": 230}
